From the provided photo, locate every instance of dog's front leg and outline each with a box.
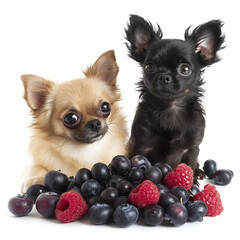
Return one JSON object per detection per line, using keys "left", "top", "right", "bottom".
{"left": 21, "top": 164, "right": 48, "bottom": 194}
{"left": 181, "top": 147, "right": 205, "bottom": 180}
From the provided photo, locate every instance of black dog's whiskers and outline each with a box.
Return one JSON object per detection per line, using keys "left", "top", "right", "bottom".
{"left": 125, "top": 15, "right": 225, "bottom": 179}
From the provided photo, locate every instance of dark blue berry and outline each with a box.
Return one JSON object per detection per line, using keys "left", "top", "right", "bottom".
{"left": 170, "top": 186, "right": 190, "bottom": 204}
{"left": 154, "top": 162, "right": 172, "bottom": 178}
{"left": 157, "top": 183, "right": 169, "bottom": 195}
{"left": 81, "top": 179, "right": 101, "bottom": 199}
{"left": 91, "top": 162, "right": 110, "bottom": 184}
{"left": 113, "top": 204, "right": 139, "bottom": 227}
{"left": 44, "top": 170, "right": 69, "bottom": 194}
{"left": 159, "top": 193, "right": 179, "bottom": 209}
{"left": 127, "top": 167, "right": 143, "bottom": 185}
{"left": 143, "top": 166, "right": 162, "bottom": 184}
{"left": 89, "top": 203, "right": 113, "bottom": 225}
{"left": 166, "top": 202, "right": 188, "bottom": 226}
{"left": 190, "top": 184, "right": 201, "bottom": 196}
{"left": 116, "top": 180, "right": 132, "bottom": 196}
{"left": 105, "top": 174, "right": 123, "bottom": 188}
{"left": 36, "top": 192, "right": 60, "bottom": 218}
{"left": 203, "top": 160, "right": 217, "bottom": 179}
{"left": 75, "top": 168, "right": 92, "bottom": 187}
{"left": 66, "top": 176, "right": 78, "bottom": 191}
{"left": 8, "top": 194, "right": 33, "bottom": 217}
{"left": 140, "top": 204, "right": 164, "bottom": 226}
{"left": 113, "top": 196, "right": 129, "bottom": 209}
{"left": 186, "top": 200, "right": 208, "bottom": 222}
{"left": 100, "top": 187, "right": 119, "bottom": 205}
{"left": 214, "top": 169, "right": 233, "bottom": 186}
{"left": 26, "top": 184, "right": 47, "bottom": 203}
{"left": 130, "top": 155, "right": 151, "bottom": 170}
{"left": 111, "top": 155, "right": 131, "bottom": 176}
{"left": 87, "top": 195, "right": 101, "bottom": 207}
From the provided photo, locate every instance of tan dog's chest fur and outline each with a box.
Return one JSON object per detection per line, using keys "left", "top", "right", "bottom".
{"left": 21, "top": 50, "right": 128, "bottom": 192}
{"left": 29, "top": 118, "right": 126, "bottom": 176}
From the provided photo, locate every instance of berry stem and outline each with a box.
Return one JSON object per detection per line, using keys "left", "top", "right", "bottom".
{"left": 189, "top": 189, "right": 194, "bottom": 196}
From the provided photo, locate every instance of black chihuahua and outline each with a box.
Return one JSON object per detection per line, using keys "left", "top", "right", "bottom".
{"left": 125, "top": 15, "right": 225, "bottom": 178}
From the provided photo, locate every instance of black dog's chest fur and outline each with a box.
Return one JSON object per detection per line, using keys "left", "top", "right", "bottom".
{"left": 129, "top": 93, "right": 205, "bottom": 168}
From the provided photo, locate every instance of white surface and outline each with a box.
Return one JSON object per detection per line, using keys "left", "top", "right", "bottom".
{"left": 0, "top": 0, "right": 239, "bottom": 239}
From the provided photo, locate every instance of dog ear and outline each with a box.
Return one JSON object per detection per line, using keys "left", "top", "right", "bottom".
{"left": 125, "top": 15, "right": 162, "bottom": 63}
{"left": 185, "top": 20, "right": 225, "bottom": 66}
{"left": 84, "top": 50, "right": 119, "bottom": 86}
{"left": 21, "top": 74, "right": 54, "bottom": 111}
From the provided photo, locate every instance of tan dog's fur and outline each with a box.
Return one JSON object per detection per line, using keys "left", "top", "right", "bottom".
{"left": 21, "top": 50, "right": 128, "bottom": 192}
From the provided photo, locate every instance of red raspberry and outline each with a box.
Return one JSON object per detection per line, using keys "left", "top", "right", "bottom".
{"left": 193, "top": 184, "right": 223, "bottom": 217}
{"left": 55, "top": 190, "right": 88, "bottom": 223}
{"left": 128, "top": 180, "right": 160, "bottom": 208}
{"left": 164, "top": 163, "right": 193, "bottom": 190}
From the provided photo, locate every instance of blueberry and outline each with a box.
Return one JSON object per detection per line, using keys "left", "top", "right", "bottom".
{"left": 143, "top": 166, "right": 162, "bottom": 184}
{"left": 87, "top": 195, "right": 102, "bottom": 207}
{"left": 91, "top": 162, "right": 111, "bottom": 184}
{"left": 154, "top": 162, "right": 172, "bottom": 178}
{"left": 203, "top": 160, "right": 217, "bottom": 179}
{"left": 89, "top": 203, "right": 113, "bottom": 225}
{"left": 130, "top": 155, "right": 151, "bottom": 170}
{"left": 159, "top": 193, "right": 179, "bottom": 209}
{"left": 105, "top": 174, "right": 123, "bottom": 188}
{"left": 75, "top": 168, "right": 92, "bottom": 187}
{"left": 111, "top": 155, "right": 131, "bottom": 176}
{"left": 170, "top": 186, "right": 190, "bottom": 204}
{"left": 113, "top": 196, "right": 129, "bottom": 209}
{"left": 127, "top": 167, "right": 143, "bottom": 185}
{"left": 66, "top": 176, "right": 79, "bottom": 191}
{"left": 81, "top": 179, "right": 101, "bottom": 199}
{"left": 8, "top": 194, "right": 33, "bottom": 217}
{"left": 113, "top": 204, "right": 139, "bottom": 227}
{"left": 166, "top": 202, "right": 188, "bottom": 226}
{"left": 214, "top": 169, "right": 233, "bottom": 186}
{"left": 44, "top": 170, "right": 69, "bottom": 194}
{"left": 116, "top": 180, "right": 133, "bottom": 196}
{"left": 26, "top": 184, "right": 47, "bottom": 203}
{"left": 228, "top": 170, "right": 234, "bottom": 177}
{"left": 185, "top": 200, "right": 208, "bottom": 222}
{"left": 140, "top": 204, "right": 164, "bottom": 226}
{"left": 157, "top": 183, "right": 169, "bottom": 195}
{"left": 190, "top": 184, "right": 201, "bottom": 196}
{"left": 100, "top": 187, "right": 119, "bottom": 205}
{"left": 36, "top": 192, "right": 60, "bottom": 218}
{"left": 67, "top": 182, "right": 79, "bottom": 192}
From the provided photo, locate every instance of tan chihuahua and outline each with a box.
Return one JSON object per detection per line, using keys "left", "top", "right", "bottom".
{"left": 21, "top": 50, "right": 128, "bottom": 192}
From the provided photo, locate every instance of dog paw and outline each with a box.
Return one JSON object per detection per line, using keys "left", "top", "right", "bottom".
{"left": 21, "top": 176, "right": 44, "bottom": 194}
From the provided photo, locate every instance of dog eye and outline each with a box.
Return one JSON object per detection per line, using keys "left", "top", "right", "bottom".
{"left": 178, "top": 63, "right": 192, "bottom": 76}
{"left": 63, "top": 112, "right": 81, "bottom": 129}
{"left": 145, "top": 63, "right": 157, "bottom": 73}
{"left": 99, "top": 102, "right": 111, "bottom": 118}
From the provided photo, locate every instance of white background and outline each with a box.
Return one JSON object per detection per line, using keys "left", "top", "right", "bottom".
{"left": 0, "top": 0, "right": 239, "bottom": 239}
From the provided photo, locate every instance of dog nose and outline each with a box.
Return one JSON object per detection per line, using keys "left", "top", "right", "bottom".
{"left": 87, "top": 119, "right": 101, "bottom": 132}
{"left": 159, "top": 74, "right": 172, "bottom": 84}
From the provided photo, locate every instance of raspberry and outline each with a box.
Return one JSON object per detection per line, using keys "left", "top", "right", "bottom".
{"left": 128, "top": 180, "right": 160, "bottom": 208}
{"left": 163, "top": 163, "right": 193, "bottom": 190}
{"left": 55, "top": 190, "right": 88, "bottom": 223}
{"left": 193, "top": 184, "right": 223, "bottom": 217}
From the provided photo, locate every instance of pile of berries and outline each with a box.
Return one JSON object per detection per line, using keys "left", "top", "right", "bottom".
{"left": 8, "top": 156, "right": 232, "bottom": 227}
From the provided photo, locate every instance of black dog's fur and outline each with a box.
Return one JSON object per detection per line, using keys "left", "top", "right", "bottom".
{"left": 125, "top": 15, "right": 225, "bottom": 177}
